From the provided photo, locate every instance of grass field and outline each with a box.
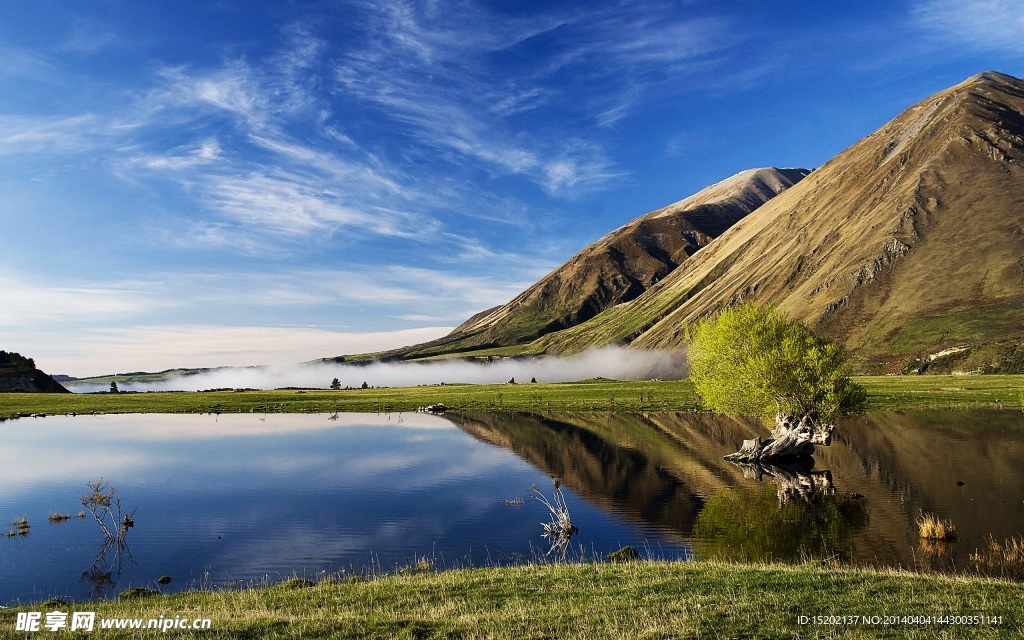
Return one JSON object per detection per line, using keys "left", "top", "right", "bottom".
{"left": 1, "top": 561, "right": 1019, "bottom": 639}
{"left": 2, "top": 375, "right": 1023, "bottom": 420}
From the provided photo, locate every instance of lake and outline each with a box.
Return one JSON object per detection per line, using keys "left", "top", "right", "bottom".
{"left": 1, "top": 409, "right": 1022, "bottom": 604}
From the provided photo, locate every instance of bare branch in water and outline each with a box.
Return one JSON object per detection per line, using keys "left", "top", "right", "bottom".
{"left": 531, "top": 479, "right": 578, "bottom": 560}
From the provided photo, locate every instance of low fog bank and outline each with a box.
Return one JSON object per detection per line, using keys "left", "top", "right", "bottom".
{"left": 68, "top": 346, "right": 687, "bottom": 393}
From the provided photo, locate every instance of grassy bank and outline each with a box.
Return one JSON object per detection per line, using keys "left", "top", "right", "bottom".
{"left": 1, "top": 375, "right": 1022, "bottom": 419}
{"left": 1, "top": 561, "right": 1020, "bottom": 638}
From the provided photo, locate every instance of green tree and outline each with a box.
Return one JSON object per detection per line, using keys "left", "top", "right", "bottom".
{"left": 330, "top": 378, "right": 341, "bottom": 390}
{"left": 109, "top": 381, "right": 119, "bottom": 394}
{"left": 686, "top": 303, "right": 865, "bottom": 425}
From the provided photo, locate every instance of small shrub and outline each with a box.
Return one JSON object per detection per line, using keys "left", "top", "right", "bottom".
{"left": 415, "top": 556, "right": 435, "bottom": 572}
{"left": 398, "top": 557, "right": 434, "bottom": 575}
{"left": 119, "top": 587, "right": 158, "bottom": 599}
{"left": 606, "top": 546, "right": 640, "bottom": 563}
{"left": 48, "top": 512, "right": 71, "bottom": 523}
{"left": 917, "top": 512, "right": 958, "bottom": 540}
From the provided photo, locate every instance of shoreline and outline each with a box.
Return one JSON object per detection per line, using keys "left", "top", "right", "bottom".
{"left": 2, "top": 375, "right": 1023, "bottom": 420}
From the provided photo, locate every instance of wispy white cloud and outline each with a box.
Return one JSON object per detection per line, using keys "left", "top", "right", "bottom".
{"left": 154, "top": 62, "right": 273, "bottom": 129}
{"left": 22, "top": 324, "right": 455, "bottom": 376}
{"left": 169, "top": 265, "right": 537, "bottom": 315}
{"left": 0, "top": 46, "right": 65, "bottom": 82}
{"left": 0, "top": 114, "right": 110, "bottom": 155}
{"left": 331, "top": 0, "right": 726, "bottom": 196}
{"left": 921, "top": 0, "right": 1024, "bottom": 53}
{"left": 542, "top": 141, "right": 620, "bottom": 195}
{"left": 202, "top": 170, "right": 392, "bottom": 238}
{"left": 1, "top": 4, "right": 732, "bottom": 260}
{"left": 914, "top": 0, "right": 1024, "bottom": 54}
{"left": 104, "top": 52, "right": 440, "bottom": 250}
{"left": 0, "top": 262, "right": 539, "bottom": 352}
{"left": 0, "top": 272, "right": 177, "bottom": 327}
{"left": 128, "top": 140, "right": 223, "bottom": 170}
{"left": 58, "top": 17, "right": 119, "bottom": 54}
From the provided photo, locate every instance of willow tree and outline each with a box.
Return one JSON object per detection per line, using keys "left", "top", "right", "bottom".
{"left": 686, "top": 303, "right": 866, "bottom": 462}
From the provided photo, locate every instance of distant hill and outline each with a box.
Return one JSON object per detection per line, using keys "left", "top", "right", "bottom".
{"left": 0, "top": 351, "right": 70, "bottom": 393}
{"left": 533, "top": 71, "right": 1024, "bottom": 373}
{"left": 355, "top": 167, "right": 808, "bottom": 361}
{"left": 62, "top": 367, "right": 223, "bottom": 389}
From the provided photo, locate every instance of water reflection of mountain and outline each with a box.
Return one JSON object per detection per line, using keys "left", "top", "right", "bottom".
{"left": 822, "top": 410, "right": 1024, "bottom": 571}
{"left": 449, "top": 411, "right": 764, "bottom": 539}
{"left": 450, "top": 409, "right": 1024, "bottom": 574}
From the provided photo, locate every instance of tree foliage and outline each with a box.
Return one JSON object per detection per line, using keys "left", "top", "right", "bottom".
{"left": 686, "top": 303, "right": 866, "bottom": 424}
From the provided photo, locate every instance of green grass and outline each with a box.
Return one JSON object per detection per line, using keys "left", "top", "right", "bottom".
{"left": 1, "top": 561, "right": 1019, "bottom": 638}
{"left": 2, "top": 375, "right": 1023, "bottom": 419}
{"left": 855, "top": 374, "right": 1024, "bottom": 411}
{"left": 0, "top": 379, "right": 699, "bottom": 418}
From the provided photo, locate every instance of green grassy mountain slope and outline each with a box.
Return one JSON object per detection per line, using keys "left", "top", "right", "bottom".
{"left": 364, "top": 167, "right": 807, "bottom": 361}
{"left": 534, "top": 71, "right": 1024, "bottom": 373}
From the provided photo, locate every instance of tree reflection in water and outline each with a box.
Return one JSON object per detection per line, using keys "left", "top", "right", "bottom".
{"left": 692, "top": 460, "right": 868, "bottom": 564}
{"left": 80, "top": 532, "right": 135, "bottom": 597}
{"left": 78, "top": 480, "right": 137, "bottom": 597}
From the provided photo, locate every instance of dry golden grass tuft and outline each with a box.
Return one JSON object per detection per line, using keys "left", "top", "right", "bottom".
{"left": 917, "top": 511, "right": 958, "bottom": 540}
{"left": 971, "top": 535, "right": 1024, "bottom": 580}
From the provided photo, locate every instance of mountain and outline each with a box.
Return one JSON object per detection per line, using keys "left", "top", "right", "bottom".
{"left": 374, "top": 167, "right": 808, "bottom": 361}
{"left": 0, "top": 351, "right": 70, "bottom": 393}
{"left": 532, "top": 71, "right": 1024, "bottom": 373}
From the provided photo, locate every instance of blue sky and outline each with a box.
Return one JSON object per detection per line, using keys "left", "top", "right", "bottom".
{"left": 1, "top": 0, "right": 1021, "bottom": 376}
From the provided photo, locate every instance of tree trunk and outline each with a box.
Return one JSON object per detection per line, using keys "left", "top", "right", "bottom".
{"left": 736, "top": 460, "right": 836, "bottom": 505}
{"left": 724, "top": 413, "right": 834, "bottom": 463}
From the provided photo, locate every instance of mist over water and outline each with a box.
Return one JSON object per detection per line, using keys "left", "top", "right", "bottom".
{"left": 70, "top": 346, "right": 687, "bottom": 393}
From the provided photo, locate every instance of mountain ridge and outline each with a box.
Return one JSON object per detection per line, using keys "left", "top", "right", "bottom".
{"left": 367, "top": 166, "right": 808, "bottom": 362}
{"left": 531, "top": 70, "right": 1024, "bottom": 373}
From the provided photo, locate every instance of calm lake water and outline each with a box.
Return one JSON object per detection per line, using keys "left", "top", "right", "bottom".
{"left": 1, "top": 409, "right": 1022, "bottom": 604}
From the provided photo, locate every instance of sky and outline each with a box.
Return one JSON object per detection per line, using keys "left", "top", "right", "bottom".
{"left": 1, "top": 0, "right": 1022, "bottom": 377}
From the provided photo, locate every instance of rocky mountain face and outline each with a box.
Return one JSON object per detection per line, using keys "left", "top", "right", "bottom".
{"left": 388, "top": 167, "right": 807, "bottom": 360}
{"left": 534, "top": 71, "right": 1024, "bottom": 372}
{"left": 0, "top": 351, "right": 70, "bottom": 393}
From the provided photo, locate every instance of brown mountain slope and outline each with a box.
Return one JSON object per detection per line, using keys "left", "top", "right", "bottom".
{"left": 534, "top": 71, "right": 1024, "bottom": 373}
{"left": 388, "top": 167, "right": 807, "bottom": 360}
